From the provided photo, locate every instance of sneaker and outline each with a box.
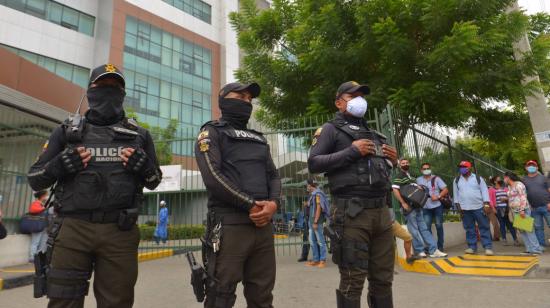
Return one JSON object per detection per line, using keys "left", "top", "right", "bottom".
{"left": 417, "top": 252, "right": 427, "bottom": 258}
{"left": 485, "top": 249, "right": 494, "bottom": 256}
{"left": 317, "top": 261, "right": 326, "bottom": 268}
{"left": 520, "top": 251, "right": 531, "bottom": 255}
{"left": 406, "top": 255, "right": 421, "bottom": 264}
{"left": 297, "top": 257, "right": 307, "bottom": 262}
{"left": 532, "top": 251, "right": 542, "bottom": 256}
{"left": 464, "top": 248, "right": 476, "bottom": 254}
{"left": 305, "top": 261, "right": 319, "bottom": 267}
{"left": 430, "top": 249, "right": 448, "bottom": 258}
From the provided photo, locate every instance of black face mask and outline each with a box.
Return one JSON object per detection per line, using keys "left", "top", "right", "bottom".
{"left": 219, "top": 98, "right": 253, "bottom": 129}
{"left": 401, "top": 165, "right": 410, "bottom": 171}
{"left": 86, "top": 86, "right": 126, "bottom": 125}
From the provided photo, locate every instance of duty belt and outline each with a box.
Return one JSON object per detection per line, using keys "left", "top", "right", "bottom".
{"left": 59, "top": 210, "right": 123, "bottom": 224}
{"left": 333, "top": 197, "right": 386, "bottom": 209}
{"left": 209, "top": 207, "right": 254, "bottom": 225}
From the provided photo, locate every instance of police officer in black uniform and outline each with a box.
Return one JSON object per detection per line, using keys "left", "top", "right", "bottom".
{"left": 308, "top": 81, "right": 398, "bottom": 308}
{"left": 27, "top": 64, "right": 162, "bottom": 308}
{"left": 195, "top": 82, "right": 281, "bottom": 308}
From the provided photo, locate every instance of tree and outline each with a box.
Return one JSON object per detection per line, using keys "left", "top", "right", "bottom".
{"left": 230, "top": 0, "right": 550, "bottom": 143}
{"left": 126, "top": 110, "right": 178, "bottom": 165}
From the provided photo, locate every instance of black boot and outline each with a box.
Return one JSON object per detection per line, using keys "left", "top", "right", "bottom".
{"left": 336, "top": 290, "right": 360, "bottom": 308}
{"left": 298, "top": 244, "right": 310, "bottom": 262}
{"left": 368, "top": 294, "right": 393, "bottom": 308}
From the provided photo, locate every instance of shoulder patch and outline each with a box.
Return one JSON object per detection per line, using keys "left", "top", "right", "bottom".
{"left": 42, "top": 140, "right": 49, "bottom": 152}
{"left": 198, "top": 138, "right": 210, "bottom": 152}
{"left": 197, "top": 130, "right": 209, "bottom": 141}
{"left": 314, "top": 127, "right": 323, "bottom": 137}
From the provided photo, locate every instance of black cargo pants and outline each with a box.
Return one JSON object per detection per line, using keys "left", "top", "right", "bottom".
{"left": 331, "top": 202, "right": 394, "bottom": 301}
{"left": 204, "top": 222, "right": 275, "bottom": 308}
{"left": 47, "top": 217, "right": 140, "bottom": 308}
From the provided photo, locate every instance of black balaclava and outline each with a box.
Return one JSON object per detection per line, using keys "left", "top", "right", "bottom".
{"left": 219, "top": 97, "right": 253, "bottom": 129}
{"left": 85, "top": 86, "right": 126, "bottom": 125}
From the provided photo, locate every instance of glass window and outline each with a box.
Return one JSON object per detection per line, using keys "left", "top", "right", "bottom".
{"left": 26, "top": 0, "right": 47, "bottom": 18}
{"left": 171, "top": 84, "right": 182, "bottom": 102}
{"left": 161, "top": 47, "right": 171, "bottom": 67}
{"left": 161, "top": 32, "right": 172, "bottom": 48}
{"left": 61, "top": 6, "right": 79, "bottom": 30}
{"left": 126, "top": 16, "right": 138, "bottom": 35}
{"left": 171, "top": 103, "right": 180, "bottom": 120}
{"left": 148, "top": 77, "right": 160, "bottom": 96}
{"left": 125, "top": 33, "right": 137, "bottom": 50}
{"left": 160, "top": 81, "right": 171, "bottom": 99}
{"left": 78, "top": 13, "right": 94, "bottom": 36}
{"left": 55, "top": 61, "right": 73, "bottom": 80}
{"left": 150, "top": 27, "right": 162, "bottom": 45}
{"left": 72, "top": 67, "right": 88, "bottom": 88}
{"left": 160, "top": 98, "right": 170, "bottom": 118}
{"left": 181, "top": 104, "right": 192, "bottom": 123}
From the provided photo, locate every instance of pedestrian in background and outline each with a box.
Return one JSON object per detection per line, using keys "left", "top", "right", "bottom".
{"left": 504, "top": 172, "right": 542, "bottom": 255}
{"left": 305, "top": 179, "right": 328, "bottom": 268}
{"left": 28, "top": 190, "right": 48, "bottom": 262}
{"left": 453, "top": 161, "right": 494, "bottom": 256}
{"left": 522, "top": 160, "right": 550, "bottom": 248}
{"left": 416, "top": 162, "right": 448, "bottom": 251}
{"left": 393, "top": 159, "right": 447, "bottom": 259}
{"left": 489, "top": 176, "right": 519, "bottom": 246}
{"left": 154, "top": 200, "right": 168, "bottom": 244}
{"left": 485, "top": 177, "right": 501, "bottom": 242}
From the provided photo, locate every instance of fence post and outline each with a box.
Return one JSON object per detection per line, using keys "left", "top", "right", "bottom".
{"left": 412, "top": 128, "right": 421, "bottom": 165}
{"left": 447, "top": 136, "right": 454, "bottom": 165}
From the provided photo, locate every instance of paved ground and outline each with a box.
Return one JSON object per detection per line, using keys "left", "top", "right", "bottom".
{"left": 2, "top": 248, "right": 550, "bottom": 308}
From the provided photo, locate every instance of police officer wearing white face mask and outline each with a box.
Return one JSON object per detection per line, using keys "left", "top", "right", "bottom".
{"left": 308, "top": 81, "right": 399, "bottom": 308}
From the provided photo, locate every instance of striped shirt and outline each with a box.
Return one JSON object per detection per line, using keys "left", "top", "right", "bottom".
{"left": 495, "top": 188, "right": 508, "bottom": 207}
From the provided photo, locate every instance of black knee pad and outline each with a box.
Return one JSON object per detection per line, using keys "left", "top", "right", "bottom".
{"left": 46, "top": 268, "right": 91, "bottom": 299}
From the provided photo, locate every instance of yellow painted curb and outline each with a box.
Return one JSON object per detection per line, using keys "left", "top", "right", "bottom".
{"left": 138, "top": 249, "right": 174, "bottom": 262}
{"left": 397, "top": 257, "right": 441, "bottom": 275}
{"left": 274, "top": 234, "right": 288, "bottom": 239}
{"left": 0, "top": 278, "right": 3, "bottom": 291}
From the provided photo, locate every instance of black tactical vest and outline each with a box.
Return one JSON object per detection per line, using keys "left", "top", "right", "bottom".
{"left": 204, "top": 121, "right": 270, "bottom": 203}
{"left": 54, "top": 118, "right": 147, "bottom": 213}
{"left": 326, "top": 119, "right": 392, "bottom": 197}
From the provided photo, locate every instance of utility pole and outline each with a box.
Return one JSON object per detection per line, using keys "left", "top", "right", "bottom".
{"left": 509, "top": 1, "right": 550, "bottom": 174}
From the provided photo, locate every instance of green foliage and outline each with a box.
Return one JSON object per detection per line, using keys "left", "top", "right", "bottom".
{"left": 138, "top": 224, "right": 205, "bottom": 240}
{"left": 125, "top": 110, "right": 178, "bottom": 165}
{"left": 230, "top": 0, "right": 550, "bottom": 143}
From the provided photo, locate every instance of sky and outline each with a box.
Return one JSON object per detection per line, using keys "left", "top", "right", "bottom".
{"left": 518, "top": 0, "right": 550, "bottom": 14}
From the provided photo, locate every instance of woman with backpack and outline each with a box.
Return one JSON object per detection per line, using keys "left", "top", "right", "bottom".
{"left": 504, "top": 172, "right": 542, "bottom": 255}
{"left": 28, "top": 190, "right": 49, "bottom": 262}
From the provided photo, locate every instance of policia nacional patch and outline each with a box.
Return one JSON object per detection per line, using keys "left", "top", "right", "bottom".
{"left": 197, "top": 130, "right": 210, "bottom": 152}
{"left": 312, "top": 127, "right": 322, "bottom": 146}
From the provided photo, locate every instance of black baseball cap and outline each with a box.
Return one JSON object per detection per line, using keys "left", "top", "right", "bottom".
{"left": 218, "top": 82, "right": 261, "bottom": 99}
{"left": 89, "top": 64, "right": 125, "bottom": 88}
{"left": 336, "top": 81, "right": 370, "bottom": 98}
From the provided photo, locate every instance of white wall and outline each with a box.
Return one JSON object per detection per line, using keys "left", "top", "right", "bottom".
{"left": 0, "top": 5, "right": 96, "bottom": 69}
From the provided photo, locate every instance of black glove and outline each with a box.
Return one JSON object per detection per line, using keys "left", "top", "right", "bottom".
{"left": 61, "top": 147, "right": 85, "bottom": 174}
{"left": 126, "top": 148, "right": 148, "bottom": 173}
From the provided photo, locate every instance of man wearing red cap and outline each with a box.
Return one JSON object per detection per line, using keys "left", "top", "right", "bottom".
{"left": 453, "top": 161, "right": 494, "bottom": 255}
{"left": 522, "top": 160, "right": 550, "bottom": 247}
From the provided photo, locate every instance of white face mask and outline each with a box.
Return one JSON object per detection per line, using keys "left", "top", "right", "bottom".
{"left": 345, "top": 96, "right": 368, "bottom": 118}
{"left": 422, "top": 169, "right": 432, "bottom": 176}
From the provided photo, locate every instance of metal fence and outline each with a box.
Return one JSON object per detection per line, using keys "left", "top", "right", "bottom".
{"left": 0, "top": 104, "right": 507, "bottom": 255}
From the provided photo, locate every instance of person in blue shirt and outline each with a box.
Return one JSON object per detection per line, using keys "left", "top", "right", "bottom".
{"left": 416, "top": 162, "right": 449, "bottom": 252}
{"left": 154, "top": 200, "right": 169, "bottom": 244}
{"left": 305, "top": 179, "right": 328, "bottom": 268}
{"left": 452, "top": 161, "right": 494, "bottom": 255}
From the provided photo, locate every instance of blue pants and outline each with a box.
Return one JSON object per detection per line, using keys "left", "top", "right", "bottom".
{"left": 496, "top": 207, "right": 517, "bottom": 241}
{"left": 406, "top": 208, "right": 437, "bottom": 254}
{"left": 531, "top": 206, "right": 550, "bottom": 247}
{"left": 423, "top": 206, "right": 444, "bottom": 251}
{"left": 519, "top": 208, "right": 543, "bottom": 253}
{"left": 462, "top": 208, "right": 492, "bottom": 250}
{"left": 309, "top": 222, "right": 327, "bottom": 262}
